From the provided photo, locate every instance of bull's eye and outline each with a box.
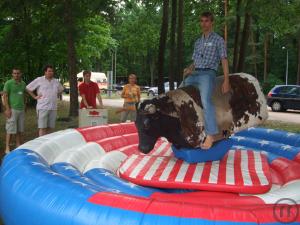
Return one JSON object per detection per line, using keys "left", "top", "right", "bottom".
{"left": 143, "top": 118, "right": 150, "bottom": 130}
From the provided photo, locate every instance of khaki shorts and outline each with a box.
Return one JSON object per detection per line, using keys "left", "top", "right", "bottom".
{"left": 37, "top": 109, "right": 57, "bottom": 129}
{"left": 121, "top": 103, "right": 137, "bottom": 122}
{"left": 6, "top": 109, "right": 25, "bottom": 134}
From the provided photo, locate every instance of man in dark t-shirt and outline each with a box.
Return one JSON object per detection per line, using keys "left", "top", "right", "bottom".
{"left": 79, "top": 71, "right": 103, "bottom": 109}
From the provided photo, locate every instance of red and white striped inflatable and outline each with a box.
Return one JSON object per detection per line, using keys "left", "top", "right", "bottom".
{"left": 119, "top": 143, "right": 271, "bottom": 194}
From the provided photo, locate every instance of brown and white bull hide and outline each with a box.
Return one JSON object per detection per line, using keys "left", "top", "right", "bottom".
{"left": 145, "top": 73, "right": 268, "bottom": 148}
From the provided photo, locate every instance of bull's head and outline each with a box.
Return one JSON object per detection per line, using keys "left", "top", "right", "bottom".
{"left": 135, "top": 100, "right": 162, "bottom": 154}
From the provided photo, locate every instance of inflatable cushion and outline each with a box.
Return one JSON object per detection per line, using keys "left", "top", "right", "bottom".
{"left": 118, "top": 149, "right": 272, "bottom": 194}
{"left": 172, "top": 139, "right": 234, "bottom": 163}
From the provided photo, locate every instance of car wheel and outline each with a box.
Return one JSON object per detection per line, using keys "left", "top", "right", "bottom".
{"left": 148, "top": 91, "right": 155, "bottom": 98}
{"left": 271, "top": 101, "right": 283, "bottom": 112}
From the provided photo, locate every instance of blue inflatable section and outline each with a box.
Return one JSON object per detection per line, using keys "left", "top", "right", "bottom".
{"left": 172, "top": 139, "right": 234, "bottom": 163}
{"left": 231, "top": 128, "right": 300, "bottom": 161}
{"left": 236, "top": 128, "right": 300, "bottom": 146}
{"left": 1, "top": 127, "right": 300, "bottom": 225}
{"left": 0, "top": 148, "right": 261, "bottom": 225}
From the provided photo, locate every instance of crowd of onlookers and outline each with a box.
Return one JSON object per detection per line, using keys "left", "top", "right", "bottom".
{"left": 1, "top": 66, "right": 140, "bottom": 154}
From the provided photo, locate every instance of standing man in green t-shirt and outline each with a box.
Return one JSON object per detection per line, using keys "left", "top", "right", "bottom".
{"left": 2, "top": 68, "right": 26, "bottom": 153}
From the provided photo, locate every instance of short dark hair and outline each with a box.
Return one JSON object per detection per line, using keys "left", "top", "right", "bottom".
{"left": 12, "top": 68, "right": 21, "bottom": 72}
{"left": 43, "top": 64, "right": 54, "bottom": 72}
{"left": 83, "top": 70, "right": 91, "bottom": 76}
{"left": 200, "top": 11, "right": 214, "bottom": 22}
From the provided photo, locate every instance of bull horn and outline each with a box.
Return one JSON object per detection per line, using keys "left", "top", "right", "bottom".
{"left": 144, "top": 104, "right": 156, "bottom": 114}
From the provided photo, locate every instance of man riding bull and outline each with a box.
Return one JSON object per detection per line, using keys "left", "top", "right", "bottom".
{"left": 182, "top": 11, "right": 230, "bottom": 149}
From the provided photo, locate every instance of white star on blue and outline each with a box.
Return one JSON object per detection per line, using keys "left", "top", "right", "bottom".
{"left": 281, "top": 145, "right": 293, "bottom": 151}
{"left": 236, "top": 136, "right": 246, "bottom": 142}
{"left": 31, "top": 162, "right": 46, "bottom": 167}
{"left": 72, "top": 181, "right": 88, "bottom": 187}
{"left": 26, "top": 152, "right": 38, "bottom": 157}
{"left": 259, "top": 140, "right": 270, "bottom": 146}
{"left": 286, "top": 132, "right": 296, "bottom": 137}
{"left": 63, "top": 165, "right": 75, "bottom": 171}
{"left": 100, "top": 171, "right": 112, "bottom": 177}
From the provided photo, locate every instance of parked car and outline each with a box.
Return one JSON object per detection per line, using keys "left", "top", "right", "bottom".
{"left": 140, "top": 85, "right": 150, "bottom": 92}
{"left": 148, "top": 82, "right": 178, "bottom": 97}
{"left": 112, "top": 83, "right": 125, "bottom": 91}
{"left": 267, "top": 85, "right": 300, "bottom": 111}
{"left": 63, "top": 82, "right": 70, "bottom": 94}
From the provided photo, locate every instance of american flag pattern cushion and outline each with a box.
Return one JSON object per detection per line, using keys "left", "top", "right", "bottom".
{"left": 119, "top": 147, "right": 272, "bottom": 194}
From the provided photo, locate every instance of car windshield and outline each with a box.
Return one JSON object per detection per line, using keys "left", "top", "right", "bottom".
{"left": 276, "top": 86, "right": 296, "bottom": 94}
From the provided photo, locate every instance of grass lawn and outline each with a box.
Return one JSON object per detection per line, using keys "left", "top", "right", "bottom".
{"left": 0, "top": 101, "right": 120, "bottom": 157}
{"left": 63, "top": 92, "right": 148, "bottom": 99}
{"left": 1, "top": 101, "right": 300, "bottom": 156}
{"left": 100, "top": 92, "right": 148, "bottom": 99}
{"left": 260, "top": 120, "right": 300, "bottom": 133}
{"left": 0, "top": 102, "right": 299, "bottom": 225}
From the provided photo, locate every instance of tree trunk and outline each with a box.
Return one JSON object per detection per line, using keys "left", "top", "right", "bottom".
{"left": 168, "top": 0, "right": 177, "bottom": 90}
{"left": 64, "top": 0, "right": 79, "bottom": 117}
{"left": 224, "top": 0, "right": 228, "bottom": 43}
{"left": 157, "top": 0, "right": 169, "bottom": 94}
{"left": 148, "top": 51, "right": 155, "bottom": 86}
{"left": 150, "top": 60, "right": 155, "bottom": 86}
{"left": 237, "top": 7, "right": 251, "bottom": 72}
{"left": 263, "top": 33, "right": 270, "bottom": 82}
{"left": 232, "top": 0, "right": 241, "bottom": 72}
{"left": 176, "top": 0, "right": 184, "bottom": 83}
{"left": 297, "top": 38, "right": 300, "bottom": 85}
{"left": 250, "top": 28, "right": 258, "bottom": 78}
{"left": 23, "top": 3, "right": 32, "bottom": 80}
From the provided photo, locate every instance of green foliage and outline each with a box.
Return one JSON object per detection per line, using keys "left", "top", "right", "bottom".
{"left": 0, "top": 0, "right": 299, "bottom": 88}
{"left": 108, "top": 1, "right": 161, "bottom": 85}
{"left": 0, "top": 0, "right": 116, "bottom": 84}
{"left": 77, "top": 15, "right": 116, "bottom": 69}
{"left": 262, "top": 73, "right": 284, "bottom": 94}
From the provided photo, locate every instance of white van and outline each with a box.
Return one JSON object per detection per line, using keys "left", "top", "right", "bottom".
{"left": 63, "top": 71, "right": 108, "bottom": 94}
{"left": 77, "top": 71, "right": 108, "bottom": 91}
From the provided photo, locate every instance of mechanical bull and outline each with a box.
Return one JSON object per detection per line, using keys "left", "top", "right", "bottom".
{"left": 135, "top": 73, "right": 268, "bottom": 153}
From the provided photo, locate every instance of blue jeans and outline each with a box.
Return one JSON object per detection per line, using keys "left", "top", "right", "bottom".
{"left": 180, "top": 69, "right": 218, "bottom": 135}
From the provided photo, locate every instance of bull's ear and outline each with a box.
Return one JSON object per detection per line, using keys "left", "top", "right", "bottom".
{"left": 144, "top": 104, "right": 156, "bottom": 114}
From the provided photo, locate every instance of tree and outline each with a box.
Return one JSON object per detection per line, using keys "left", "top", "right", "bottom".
{"left": 249, "top": 28, "right": 258, "bottom": 77}
{"left": 176, "top": 0, "right": 184, "bottom": 83}
{"left": 237, "top": 0, "right": 252, "bottom": 72}
{"left": 297, "top": 38, "right": 300, "bottom": 85}
{"left": 168, "top": 0, "right": 177, "bottom": 90}
{"left": 263, "top": 33, "right": 270, "bottom": 82}
{"left": 63, "top": 0, "right": 79, "bottom": 117}
{"left": 157, "top": 0, "right": 169, "bottom": 94}
{"left": 232, "top": 0, "right": 241, "bottom": 72}
{"left": 110, "top": 2, "right": 160, "bottom": 85}
{"left": 224, "top": 0, "right": 228, "bottom": 43}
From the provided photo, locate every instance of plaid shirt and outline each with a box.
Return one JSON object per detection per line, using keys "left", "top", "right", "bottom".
{"left": 192, "top": 32, "right": 227, "bottom": 71}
